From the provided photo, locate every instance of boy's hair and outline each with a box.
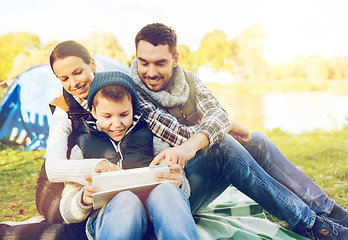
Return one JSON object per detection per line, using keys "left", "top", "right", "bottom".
{"left": 135, "top": 23, "right": 177, "bottom": 56}
{"left": 92, "top": 85, "right": 132, "bottom": 109}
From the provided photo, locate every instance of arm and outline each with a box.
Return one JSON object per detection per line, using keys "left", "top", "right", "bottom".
{"left": 149, "top": 75, "right": 231, "bottom": 167}
{"left": 59, "top": 181, "right": 92, "bottom": 223}
{"left": 138, "top": 92, "right": 199, "bottom": 147}
{"left": 45, "top": 107, "right": 108, "bottom": 185}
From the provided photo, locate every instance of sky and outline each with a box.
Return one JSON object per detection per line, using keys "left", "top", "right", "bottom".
{"left": 1, "top": 0, "right": 348, "bottom": 64}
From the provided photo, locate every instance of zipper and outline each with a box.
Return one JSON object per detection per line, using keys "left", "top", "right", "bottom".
{"left": 109, "top": 139, "right": 124, "bottom": 168}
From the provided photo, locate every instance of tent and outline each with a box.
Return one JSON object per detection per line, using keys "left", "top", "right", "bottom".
{"left": 0, "top": 56, "right": 129, "bottom": 151}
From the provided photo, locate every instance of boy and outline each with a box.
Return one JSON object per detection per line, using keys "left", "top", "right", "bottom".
{"left": 59, "top": 71, "right": 199, "bottom": 239}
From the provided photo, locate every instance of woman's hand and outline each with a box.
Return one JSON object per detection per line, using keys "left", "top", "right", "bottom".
{"left": 155, "top": 163, "right": 183, "bottom": 187}
{"left": 81, "top": 174, "right": 99, "bottom": 206}
{"left": 95, "top": 160, "right": 122, "bottom": 173}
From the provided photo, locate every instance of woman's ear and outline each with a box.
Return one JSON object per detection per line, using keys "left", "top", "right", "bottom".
{"left": 90, "top": 59, "right": 97, "bottom": 75}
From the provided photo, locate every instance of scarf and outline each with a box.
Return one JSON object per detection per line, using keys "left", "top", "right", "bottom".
{"left": 129, "top": 59, "right": 189, "bottom": 108}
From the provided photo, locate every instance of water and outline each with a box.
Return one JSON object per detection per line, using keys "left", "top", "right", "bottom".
{"left": 213, "top": 91, "right": 348, "bottom": 134}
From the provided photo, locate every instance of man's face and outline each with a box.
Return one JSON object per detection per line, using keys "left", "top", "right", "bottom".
{"left": 136, "top": 40, "right": 179, "bottom": 92}
{"left": 91, "top": 95, "right": 133, "bottom": 142}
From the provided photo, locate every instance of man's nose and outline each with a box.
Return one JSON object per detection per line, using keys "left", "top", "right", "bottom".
{"left": 147, "top": 65, "right": 157, "bottom": 78}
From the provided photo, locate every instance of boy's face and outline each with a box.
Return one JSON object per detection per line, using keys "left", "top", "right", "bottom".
{"left": 91, "top": 95, "right": 133, "bottom": 142}
{"left": 136, "top": 40, "right": 179, "bottom": 92}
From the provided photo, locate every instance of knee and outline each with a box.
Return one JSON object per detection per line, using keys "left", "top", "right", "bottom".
{"left": 106, "top": 191, "right": 142, "bottom": 212}
{"left": 148, "top": 183, "right": 187, "bottom": 206}
{"left": 249, "top": 130, "right": 270, "bottom": 147}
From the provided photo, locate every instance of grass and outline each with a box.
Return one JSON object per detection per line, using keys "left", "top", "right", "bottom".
{"left": 0, "top": 126, "right": 348, "bottom": 239}
{"left": 0, "top": 141, "right": 45, "bottom": 222}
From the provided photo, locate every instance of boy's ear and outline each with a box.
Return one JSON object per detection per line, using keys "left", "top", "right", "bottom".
{"left": 91, "top": 105, "right": 97, "bottom": 119}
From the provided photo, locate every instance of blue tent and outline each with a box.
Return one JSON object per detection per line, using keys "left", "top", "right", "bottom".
{"left": 0, "top": 56, "right": 129, "bottom": 151}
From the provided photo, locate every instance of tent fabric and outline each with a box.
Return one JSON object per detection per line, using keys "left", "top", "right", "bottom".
{"left": 0, "top": 56, "right": 129, "bottom": 151}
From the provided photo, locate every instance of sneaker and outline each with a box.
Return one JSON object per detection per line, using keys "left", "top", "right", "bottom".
{"left": 329, "top": 215, "right": 348, "bottom": 228}
{"left": 311, "top": 216, "right": 348, "bottom": 240}
{"left": 328, "top": 204, "right": 348, "bottom": 227}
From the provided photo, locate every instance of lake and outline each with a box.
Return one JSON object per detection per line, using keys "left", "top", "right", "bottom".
{"left": 210, "top": 90, "right": 348, "bottom": 134}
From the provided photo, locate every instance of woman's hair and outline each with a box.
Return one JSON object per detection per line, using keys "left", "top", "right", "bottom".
{"left": 49, "top": 40, "right": 92, "bottom": 73}
{"left": 135, "top": 23, "right": 177, "bottom": 56}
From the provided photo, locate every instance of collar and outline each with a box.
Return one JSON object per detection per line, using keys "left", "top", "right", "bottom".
{"left": 129, "top": 59, "right": 189, "bottom": 107}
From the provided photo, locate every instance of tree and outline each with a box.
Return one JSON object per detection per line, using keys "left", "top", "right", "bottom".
{"left": 178, "top": 44, "right": 197, "bottom": 72}
{"left": 0, "top": 33, "right": 40, "bottom": 80}
{"left": 234, "top": 25, "right": 267, "bottom": 81}
{"left": 78, "top": 32, "right": 128, "bottom": 65}
{"left": 196, "top": 29, "right": 236, "bottom": 73}
{"left": 305, "top": 55, "right": 329, "bottom": 84}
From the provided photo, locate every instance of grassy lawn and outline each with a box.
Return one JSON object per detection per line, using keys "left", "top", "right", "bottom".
{"left": 0, "top": 126, "right": 348, "bottom": 235}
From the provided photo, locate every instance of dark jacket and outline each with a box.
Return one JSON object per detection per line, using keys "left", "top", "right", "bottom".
{"left": 76, "top": 115, "right": 154, "bottom": 169}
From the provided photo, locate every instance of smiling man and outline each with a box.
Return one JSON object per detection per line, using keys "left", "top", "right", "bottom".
{"left": 129, "top": 23, "right": 348, "bottom": 240}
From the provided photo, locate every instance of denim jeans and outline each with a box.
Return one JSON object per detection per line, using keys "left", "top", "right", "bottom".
{"left": 86, "top": 182, "right": 199, "bottom": 240}
{"left": 185, "top": 131, "right": 333, "bottom": 231}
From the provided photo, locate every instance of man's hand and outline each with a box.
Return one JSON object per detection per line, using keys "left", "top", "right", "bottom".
{"left": 95, "top": 160, "right": 122, "bottom": 173}
{"left": 150, "top": 133, "right": 209, "bottom": 168}
{"left": 227, "top": 120, "right": 251, "bottom": 143}
{"left": 155, "top": 163, "right": 183, "bottom": 187}
{"left": 82, "top": 174, "right": 99, "bottom": 206}
{"left": 150, "top": 144, "right": 196, "bottom": 169}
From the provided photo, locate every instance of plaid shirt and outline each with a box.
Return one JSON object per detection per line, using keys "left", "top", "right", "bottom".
{"left": 137, "top": 76, "right": 231, "bottom": 147}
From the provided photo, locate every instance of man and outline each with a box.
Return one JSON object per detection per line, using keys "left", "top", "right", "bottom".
{"left": 129, "top": 23, "right": 348, "bottom": 240}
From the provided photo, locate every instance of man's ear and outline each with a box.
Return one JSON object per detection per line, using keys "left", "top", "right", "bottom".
{"left": 173, "top": 51, "right": 179, "bottom": 68}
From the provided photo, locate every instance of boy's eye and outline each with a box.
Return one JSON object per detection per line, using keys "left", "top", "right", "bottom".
{"left": 74, "top": 70, "right": 82, "bottom": 75}
{"left": 60, "top": 77, "right": 68, "bottom": 82}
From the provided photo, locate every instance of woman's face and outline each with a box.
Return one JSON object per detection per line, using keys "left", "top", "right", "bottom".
{"left": 52, "top": 56, "right": 96, "bottom": 99}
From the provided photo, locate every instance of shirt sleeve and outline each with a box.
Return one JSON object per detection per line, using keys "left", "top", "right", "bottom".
{"left": 137, "top": 77, "right": 230, "bottom": 147}
{"left": 60, "top": 182, "right": 92, "bottom": 223}
{"left": 45, "top": 107, "right": 106, "bottom": 185}
{"left": 194, "top": 76, "right": 231, "bottom": 146}
{"left": 138, "top": 92, "right": 199, "bottom": 147}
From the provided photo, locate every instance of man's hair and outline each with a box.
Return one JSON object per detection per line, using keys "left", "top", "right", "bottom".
{"left": 93, "top": 85, "right": 132, "bottom": 109}
{"left": 49, "top": 40, "right": 91, "bottom": 73}
{"left": 135, "top": 23, "right": 177, "bottom": 55}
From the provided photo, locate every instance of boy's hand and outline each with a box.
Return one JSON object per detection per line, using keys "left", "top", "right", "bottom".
{"left": 82, "top": 174, "right": 99, "bottom": 206}
{"left": 95, "top": 160, "right": 122, "bottom": 173}
{"left": 155, "top": 163, "right": 183, "bottom": 187}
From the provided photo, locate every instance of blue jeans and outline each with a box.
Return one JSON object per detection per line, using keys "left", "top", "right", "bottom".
{"left": 86, "top": 182, "right": 199, "bottom": 240}
{"left": 185, "top": 131, "right": 334, "bottom": 231}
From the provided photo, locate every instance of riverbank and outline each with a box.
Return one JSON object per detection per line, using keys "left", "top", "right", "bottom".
{"left": 1, "top": 126, "right": 347, "bottom": 223}
{"left": 206, "top": 78, "right": 348, "bottom": 95}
